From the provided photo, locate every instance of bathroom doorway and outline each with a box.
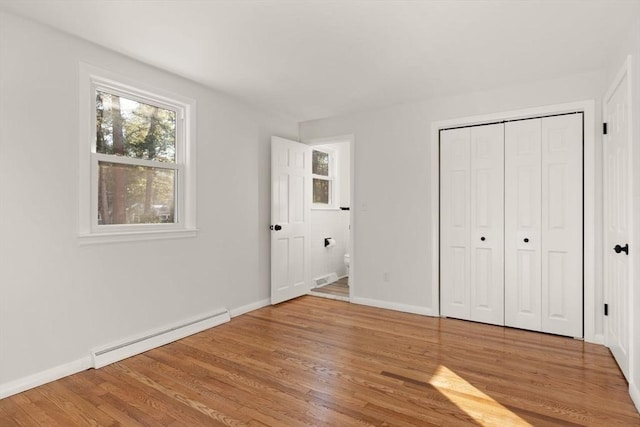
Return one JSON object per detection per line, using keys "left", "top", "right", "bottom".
{"left": 305, "top": 136, "right": 353, "bottom": 302}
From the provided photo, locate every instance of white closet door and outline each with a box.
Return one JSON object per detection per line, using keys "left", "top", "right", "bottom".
{"left": 505, "top": 119, "right": 542, "bottom": 331}
{"left": 540, "top": 114, "right": 583, "bottom": 337}
{"left": 469, "top": 124, "right": 504, "bottom": 326}
{"left": 440, "top": 127, "right": 471, "bottom": 320}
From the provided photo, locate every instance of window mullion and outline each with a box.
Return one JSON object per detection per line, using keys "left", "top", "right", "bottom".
{"left": 94, "top": 153, "right": 179, "bottom": 170}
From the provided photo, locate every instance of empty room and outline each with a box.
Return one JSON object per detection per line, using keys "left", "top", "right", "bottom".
{"left": 1, "top": 0, "right": 640, "bottom": 425}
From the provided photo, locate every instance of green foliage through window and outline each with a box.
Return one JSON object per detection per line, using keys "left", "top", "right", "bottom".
{"left": 312, "top": 150, "right": 329, "bottom": 176}
{"left": 96, "top": 90, "right": 178, "bottom": 225}
{"left": 96, "top": 91, "right": 176, "bottom": 162}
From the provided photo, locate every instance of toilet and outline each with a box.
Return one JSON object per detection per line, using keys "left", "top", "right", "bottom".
{"left": 343, "top": 253, "right": 350, "bottom": 276}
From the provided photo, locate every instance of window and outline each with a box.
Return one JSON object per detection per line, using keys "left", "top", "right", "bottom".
{"left": 79, "top": 64, "right": 196, "bottom": 243}
{"left": 312, "top": 148, "right": 336, "bottom": 208}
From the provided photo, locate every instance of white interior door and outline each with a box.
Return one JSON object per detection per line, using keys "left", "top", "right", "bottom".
{"left": 540, "top": 114, "right": 583, "bottom": 337}
{"left": 469, "top": 124, "right": 504, "bottom": 326}
{"left": 604, "top": 68, "right": 631, "bottom": 380}
{"left": 271, "top": 136, "right": 311, "bottom": 304}
{"left": 505, "top": 118, "right": 542, "bottom": 332}
{"left": 440, "top": 127, "right": 471, "bottom": 320}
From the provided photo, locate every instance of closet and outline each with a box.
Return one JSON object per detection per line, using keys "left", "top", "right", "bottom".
{"left": 440, "top": 113, "right": 583, "bottom": 338}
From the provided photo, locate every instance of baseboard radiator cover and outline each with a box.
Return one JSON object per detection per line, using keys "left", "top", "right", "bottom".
{"left": 91, "top": 308, "right": 230, "bottom": 369}
{"left": 314, "top": 272, "right": 339, "bottom": 288}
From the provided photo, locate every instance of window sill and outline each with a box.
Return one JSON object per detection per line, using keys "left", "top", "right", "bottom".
{"left": 78, "top": 228, "right": 198, "bottom": 245}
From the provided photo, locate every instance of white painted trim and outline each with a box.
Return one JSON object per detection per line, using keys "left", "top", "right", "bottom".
{"left": 592, "top": 334, "right": 605, "bottom": 346}
{"left": 351, "top": 297, "right": 437, "bottom": 316}
{"left": 229, "top": 298, "right": 270, "bottom": 318}
{"left": 91, "top": 308, "right": 229, "bottom": 368}
{"left": 0, "top": 357, "right": 92, "bottom": 399}
{"left": 78, "top": 228, "right": 198, "bottom": 245}
{"left": 430, "top": 100, "right": 597, "bottom": 342}
{"left": 630, "top": 380, "right": 640, "bottom": 414}
{"left": 303, "top": 134, "right": 356, "bottom": 304}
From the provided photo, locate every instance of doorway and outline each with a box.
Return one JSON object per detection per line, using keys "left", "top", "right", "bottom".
{"left": 269, "top": 135, "right": 355, "bottom": 305}
{"left": 305, "top": 138, "right": 352, "bottom": 302}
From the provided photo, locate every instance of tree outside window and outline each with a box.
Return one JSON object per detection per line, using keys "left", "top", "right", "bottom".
{"left": 95, "top": 91, "right": 177, "bottom": 225}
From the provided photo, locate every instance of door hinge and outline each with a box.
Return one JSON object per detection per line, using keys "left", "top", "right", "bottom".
{"left": 604, "top": 303, "right": 609, "bottom": 316}
{"left": 603, "top": 122, "right": 608, "bottom": 135}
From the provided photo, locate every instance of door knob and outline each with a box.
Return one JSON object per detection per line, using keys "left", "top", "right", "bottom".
{"left": 614, "top": 243, "right": 629, "bottom": 255}
{"left": 524, "top": 238, "right": 529, "bottom": 243}
{"left": 480, "top": 237, "right": 486, "bottom": 241}
{"left": 270, "top": 224, "right": 282, "bottom": 231}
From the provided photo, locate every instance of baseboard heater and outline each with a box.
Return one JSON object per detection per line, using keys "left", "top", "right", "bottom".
{"left": 314, "top": 272, "right": 339, "bottom": 288}
{"left": 91, "top": 308, "right": 230, "bottom": 369}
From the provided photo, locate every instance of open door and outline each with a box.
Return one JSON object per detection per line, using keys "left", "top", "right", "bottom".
{"left": 603, "top": 58, "right": 632, "bottom": 380}
{"left": 270, "top": 136, "right": 312, "bottom": 304}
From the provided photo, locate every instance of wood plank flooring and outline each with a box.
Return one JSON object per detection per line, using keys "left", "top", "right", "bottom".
{"left": 312, "top": 277, "right": 349, "bottom": 298}
{"left": 1, "top": 296, "right": 638, "bottom": 426}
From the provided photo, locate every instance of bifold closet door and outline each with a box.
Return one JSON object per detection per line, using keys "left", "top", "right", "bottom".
{"left": 441, "top": 124, "right": 504, "bottom": 326}
{"left": 504, "top": 114, "right": 583, "bottom": 337}
{"left": 505, "top": 119, "right": 542, "bottom": 331}
{"left": 540, "top": 114, "right": 582, "bottom": 337}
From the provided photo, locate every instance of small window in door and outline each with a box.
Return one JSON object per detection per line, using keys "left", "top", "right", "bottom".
{"left": 312, "top": 148, "right": 335, "bottom": 208}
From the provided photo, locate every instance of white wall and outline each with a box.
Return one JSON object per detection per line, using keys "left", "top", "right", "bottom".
{"left": 0, "top": 11, "right": 298, "bottom": 389}
{"left": 300, "top": 70, "right": 606, "bottom": 318}
{"left": 309, "top": 141, "right": 351, "bottom": 281}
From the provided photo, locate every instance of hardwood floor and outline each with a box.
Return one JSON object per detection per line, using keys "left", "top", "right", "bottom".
{"left": 311, "top": 277, "right": 349, "bottom": 298}
{"left": 1, "top": 296, "right": 638, "bottom": 426}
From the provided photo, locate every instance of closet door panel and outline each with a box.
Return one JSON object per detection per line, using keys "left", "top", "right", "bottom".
{"left": 470, "top": 124, "right": 504, "bottom": 325}
{"left": 440, "top": 128, "right": 471, "bottom": 320}
{"left": 541, "top": 114, "right": 583, "bottom": 337}
{"left": 505, "top": 119, "right": 542, "bottom": 331}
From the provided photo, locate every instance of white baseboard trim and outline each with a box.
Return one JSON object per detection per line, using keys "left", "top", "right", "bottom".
{"left": 351, "top": 297, "right": 436, "bottom": 316}
{"left": 0, "top": 356, "right": 92, "bottom": 399}
{"left": 229, "top": 298, "right": 270, "bottom": 318}
{"left": 630, "top": 380, "right": 640, "bottom": 414}
{"left": 92, "top": 308, "right": 230, "bottom": 369}
{"left": 586, "top": 333, "right": 605, "bottom": 345}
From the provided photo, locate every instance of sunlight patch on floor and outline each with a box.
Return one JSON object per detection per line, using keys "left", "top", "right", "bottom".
{"left": 429, "top": 365, "right": 532, "bottom": 426}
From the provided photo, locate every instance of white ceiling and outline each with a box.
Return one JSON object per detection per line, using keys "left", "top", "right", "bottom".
{"left": 1, "top": 0, "right": 638, "bottom": 122}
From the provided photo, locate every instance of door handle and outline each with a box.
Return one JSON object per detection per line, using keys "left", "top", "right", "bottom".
{"left": 480, "top": 237, "right": 486, "bottom": 241}
{"left": 270, "top": 224, "right": 282, "bottom": 231}
{"left": 614, "top": 243, "right": 629, "bottom": 255}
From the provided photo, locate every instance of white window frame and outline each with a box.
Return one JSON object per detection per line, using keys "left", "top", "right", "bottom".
{"left": 78, "top": 63, "right": 197, "bottom": 244}
{"left": 311, "top": 147, "right": 339, "bottom": 209}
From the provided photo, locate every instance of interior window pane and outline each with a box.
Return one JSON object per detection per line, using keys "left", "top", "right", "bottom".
{"left": 98, "top": 162, "right": 175, "bottom": 225}
{"left": 96, "top": 90, "right": 176, "bottom": 163}
{"left": 312, "top": 150, "right": 329, "bottom": 176}
{"left": 313, "top": 178, "right": 330, "bottom": 204}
